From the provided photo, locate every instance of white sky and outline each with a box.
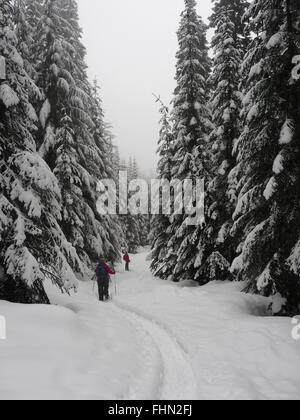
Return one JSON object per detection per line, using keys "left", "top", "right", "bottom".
{"left": 77, "top": 0, "right": 213, "bottom": 173}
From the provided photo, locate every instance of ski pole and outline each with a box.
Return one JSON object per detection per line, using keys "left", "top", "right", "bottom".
{"left": 111, "top": 261, "right": 117, "bottom": 296}
{"left": 114, "top": 274, "right": 117, "bottom": 296}
{"left": 109, "top": 278, "right": 112, "bottom": 300}
{"left": 92, "top": 274, "right": 96, "bottom": 292}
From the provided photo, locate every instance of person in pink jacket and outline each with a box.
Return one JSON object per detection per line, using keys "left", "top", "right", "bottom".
{"left": 95, "top": 257, "right": 115, "bottom": 301}
{"left": 123, "top": 252, "right": 130, "bottom": 271}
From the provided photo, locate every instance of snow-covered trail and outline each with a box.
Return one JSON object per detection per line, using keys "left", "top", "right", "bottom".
{"left": 1, "top": 251, "right": 300, "bottom": 400}
{"left": 45, "top": 254, "right": 198, "bottom": 400}
{"left": 105, "top": 252, "right": 300, "bottom": 400}
{"left": 113, "top": 301, "right": 198, "bottom": 400}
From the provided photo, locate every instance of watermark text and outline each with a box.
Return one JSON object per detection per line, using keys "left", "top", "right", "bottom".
{"left": 97, "top": 172, "right": 205, "bottom": 226}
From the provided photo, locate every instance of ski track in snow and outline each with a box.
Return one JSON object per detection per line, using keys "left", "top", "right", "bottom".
{"left": 54, "top": 289, "right": 199, "bottom": 400}
{"left": 113, "top": 300, "right": 198, "bottom": 400}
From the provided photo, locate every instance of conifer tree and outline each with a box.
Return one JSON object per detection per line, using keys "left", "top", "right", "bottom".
{"left": 131, "top": 158, "right": 139, "bottom": 180}
{"left": 150, "top": 100, "right": 174, "bottom": 278}
{"left": 129, "top": 157, "right": 150, "bottom": 247}
{"left": 163, "top": 0, "right": 212, "bottom": 282}
{"left": 34, "top": 0, "right": 122, "bottom": 270}
{"left": 123, "top": 157, "right": 144, "bottom": 253}
{"left": 106, "top": 143, "right": 128, "bottom": 259}
{"left": 0, "top": 0, "right": 78, "bottom": 303}
{"left": 195, "top": 0, "right": 250, "bottom": 283}
{"left": 231, "top": 0, "right": 300, "bottom": 315}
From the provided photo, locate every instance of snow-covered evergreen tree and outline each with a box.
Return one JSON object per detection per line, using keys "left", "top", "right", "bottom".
{"left": 130, "top": 157, "right": 150, "bottom": 248}
{"left": 0, "top": 0, "right": 79, "bottom": 303}
{"left": 124, "top": 157, "right": 145, "bottom": 253}
{"left": 32, "top": 0, "right": 123, "bottom": 270}
{"left": 150, "top": 99, "right": 174, "bottom": 278}
{"left": 231, "top": 0, "right": 300, "bottom": 315}
{"left": 131, "top": 158, "right": 138, "bottom": 180}
{"left": 163, "top": 0, "right": 212, "bottom": 282}
{"left": 195, "top": 0, "right": 250, "bottom": 283}
{"left": 90, "top": 81, "right": 125, "bottom": 265}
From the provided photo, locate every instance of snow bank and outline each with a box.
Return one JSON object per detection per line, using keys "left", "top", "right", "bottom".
{"left": 0, "top": 281, "right": 161, "bottom": 400}
{"left": 115, "top": 254, "right": 300, "bottom": 400}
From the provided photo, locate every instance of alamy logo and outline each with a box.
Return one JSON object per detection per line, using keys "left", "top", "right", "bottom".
{"left": 0, "top": 315, "right": 6, "bottom": 340}
{"left": 96, "top": 171, "right": 205, "bottom": 226}
{"left": 291, "top": 317, "right": 300, "bottom": 341}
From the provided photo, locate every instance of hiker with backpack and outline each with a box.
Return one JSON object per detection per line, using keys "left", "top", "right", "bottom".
{"left": 94, "top": 257, "right": 115, "bottom": 301}
{"left": 123, "top": 252, "right": 130, "bottom": 271}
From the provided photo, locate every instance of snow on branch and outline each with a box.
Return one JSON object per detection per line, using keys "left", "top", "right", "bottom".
{"left": 0, "top": 84, "right": 19, "bottom": 107}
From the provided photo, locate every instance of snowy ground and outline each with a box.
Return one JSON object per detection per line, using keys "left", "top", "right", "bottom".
{"left": 0, "top": 252, "right": 300, "bottom": 400}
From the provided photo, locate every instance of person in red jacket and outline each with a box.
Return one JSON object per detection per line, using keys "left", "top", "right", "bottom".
{"left": 95, "top": 257, "right": 115, "bottom": 301}
{"left": 123, "top": 252, "right": 130, "bottom": 271}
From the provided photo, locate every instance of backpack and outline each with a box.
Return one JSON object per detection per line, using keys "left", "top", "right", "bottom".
{"left": 96, "top": 263, "right": 108, "bottom": 280}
